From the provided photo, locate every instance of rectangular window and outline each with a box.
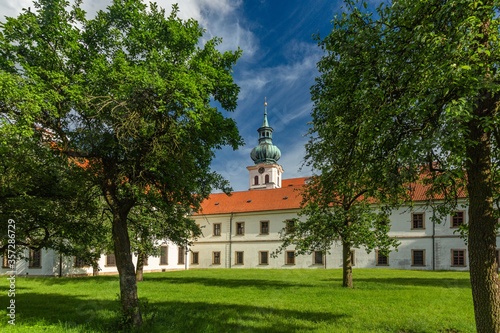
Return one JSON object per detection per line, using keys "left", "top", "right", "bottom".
{"left": 213, "top": 223, "right": 221, "bottom": 236}
{"left": 235, "top": 251, "right": 244, "bottom": 265}
{"left": 29, "top": 249, "right": 42, "bottom": 268}
{"left": 236, "top": 222, "right": 245, "bottom": 235}
{"left": 285, "top": 251, "right": 295, "bottom": 265}
{"left": 259, "top": 251, "right": 269, "bottom": 265}
{"left": 412, "top": 250, "right": 425, "bottom": 266}
{"left": 376, "top": 250, "right": 388, "bottom": 266}
{"left": 260, "top": 221, "right": 269, "bottom": 235}
{"left": 314, "top": 251, "right": 323, "bottom": 265}
{"left": 191, "top": 252, "right": 199, "bottom": 265}
{"left": 160, "top": 246, "right": 168, "bottom": 265}
{"left": 213, "top": 251, "right": 221, "bottom": 265}
{"left": 285, "top": 220, "right": 295, "bottom": 234}
{"left": 452, "top": 249, "right": 466, "bottom": 266}
{"left": 105, "top": 253, "right": 116, "bottom": 267}
{"left": 74, "top": 256, "right": 87, "bottom": 268}
{"left": 451, "top": 211, "right": 465, "bottom": 228}
{"left": 2, "top": 252, "right": 9, "bottom": 268}
{"left": 178, "top": 246, "right": 185, "bottom": 265}
{"left": 412, "top": 213, "right": 425, "bottom": 229}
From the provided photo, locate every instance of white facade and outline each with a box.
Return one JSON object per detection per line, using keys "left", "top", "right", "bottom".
{"left": 0, "top": 241, "right": 187, "bottom": 277}
{"left": 190, "top": 195, "right": 499, "bottom": 271}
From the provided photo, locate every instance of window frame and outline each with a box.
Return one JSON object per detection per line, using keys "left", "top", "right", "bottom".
{"left": 313, "top": 251, "right": 324, "bottom": 265}
{"left": 411, "top": 249, "right": 425, "bottom": 266}
{"left": 212, "top": 251, "right": 221, "bottom": 265}
{"left": 451, "top": 211, "right": 465, "bottom": 228}
{"left": 451, "top": 249, "right": 466, "bottom": 267}
{"left": 285, "top": 251, "right": 295, "bottom": 265}
{"left": 235, "top": 251, "right": 244, "bottom": 265}
{"left": 2, "top": 252, "right": 9, "bottom": 268}
{"left": 29, "top": 248, "right": 42, "bottom": 268}
{"left": 259, "top": 251, "right": 269, "bottom": 265}
{"left": 191, "top": 251, "right": 199, "bottom": 265}
{"left": 178, "top": 246, "right": 185, "bottom": 265}
{"left": 260, "top": 221, "right": 269, "bottom": 235}
{"left": 411, "top": 212, "right": 425, "bottom": 230}
{"left": 213, "top": 223, "right": 222, "bottom": 236}
{"left": 236, "top": 222, "right": 245, "bottom": 236}
{"left": 285, "top": 220, "right": 295, "bottom": 234}
{"left": 160, "top": 245, "right": 168, "bottom": 265}
{"left": 376, "top": 250, "right": 389, "bottom": 266}
{"left": 105, "top": 253, "right": 116, "bottom": 267}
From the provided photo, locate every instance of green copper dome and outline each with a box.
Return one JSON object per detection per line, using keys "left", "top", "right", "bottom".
{"left": 250, "top": 100, "right": 281, "bottom": 164}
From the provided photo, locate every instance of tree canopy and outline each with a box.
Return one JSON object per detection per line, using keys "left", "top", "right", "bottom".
{"left": 0, "top": 0, "right": 242, "bottom": 327}
{"left": 311, "top": 0, "right": 500, "bottom": 330}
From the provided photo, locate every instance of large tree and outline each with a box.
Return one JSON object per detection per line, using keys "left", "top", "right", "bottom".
{"left": 314, "top": 0, "right": 500, "bottom": 331}
{"left": 0, "top": 0, "right": 242, "bottom": 327}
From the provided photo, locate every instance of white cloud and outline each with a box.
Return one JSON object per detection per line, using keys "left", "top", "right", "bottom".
{"left": 0, "top": 0, "right": 256, "bottom": 57}
{"left": 161, "top": 0, "right": 257, "bottom": 57}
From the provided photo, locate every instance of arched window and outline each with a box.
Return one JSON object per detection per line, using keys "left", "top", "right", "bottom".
{"left": 254, "top": 175, "right": 259, "bottom": 185}
{"left": 265, "top": 174, "right": 270, "bottom": 183}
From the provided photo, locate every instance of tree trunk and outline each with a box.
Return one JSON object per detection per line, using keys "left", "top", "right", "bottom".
{"left": 136, "top": 250, "right": 145, "bottom": 282}
{"left": 342, "top": 242, "right": 353, "bottom": 288}
{"left": 92, "top": 262, "right": 99, "bottom": 276}
{"left": 465, "top": 99, "right": 500, "bottom": 333}
{"left": 112, "top": 209, "right": 142, "bottom": 327}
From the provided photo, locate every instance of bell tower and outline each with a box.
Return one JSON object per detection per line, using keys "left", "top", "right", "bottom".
{"left": 247, "top": 98, "right": 283, "bottom": 190}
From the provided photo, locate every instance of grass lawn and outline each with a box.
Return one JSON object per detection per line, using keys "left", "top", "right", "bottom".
{"left": 0, "top": 269, "right": 475, "bottom": 332}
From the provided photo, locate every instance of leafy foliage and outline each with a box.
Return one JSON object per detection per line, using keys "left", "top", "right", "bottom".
{"left": 312, "top": 0, "right": 500, "bottom": 329}
{"left": 0, "top": 0, "right": 242, "bottom": 326}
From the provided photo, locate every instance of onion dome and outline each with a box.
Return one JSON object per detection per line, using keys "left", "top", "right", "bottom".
{"left": 250, "top": 99, "right": 281, "bottom": 164}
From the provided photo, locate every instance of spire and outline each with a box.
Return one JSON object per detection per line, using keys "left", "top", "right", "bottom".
{"left": 250, "top": 98, "right": 281, "bottom": 164}
{"left": 262, "top": 97, "right": 269, "bottom": 127}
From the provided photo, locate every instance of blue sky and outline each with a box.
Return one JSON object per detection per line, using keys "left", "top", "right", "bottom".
{"left": 1, "top": 0, "right": 349, "bottom": 191}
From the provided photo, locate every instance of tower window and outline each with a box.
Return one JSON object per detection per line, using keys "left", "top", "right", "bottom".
{"left": 254, "top": 175, "right": 259, "bottom": 185}
{"left": 265, "top": 175, "right": 270, "bottom": 183}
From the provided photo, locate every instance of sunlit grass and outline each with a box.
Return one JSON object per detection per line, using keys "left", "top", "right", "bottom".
{"left": 0, "top": 269, "right": 475, "bottom": 332}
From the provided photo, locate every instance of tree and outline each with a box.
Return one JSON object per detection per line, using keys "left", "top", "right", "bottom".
{"left": 0, "top": 131, "right": 106, "bottom": 261}
{"left": 128, "top": 202, "right": 199, "bottom": 282}
{"left": 0, "top": 0, "right": 242, "bottom": 327}
{"left": 314, "top": 0, "right": 500, "bottom": 331}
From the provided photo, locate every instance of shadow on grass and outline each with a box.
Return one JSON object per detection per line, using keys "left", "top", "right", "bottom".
{"left": 7, "top": 292, "right": 119, "bottom": 331}
{"left": 321, "top": 277, "right": 471, "bottom": 288}
{"left": 144, "top": 275, "right": 312, "bottom": 289}
{"left": 5, "top": 292, "right": 347, "bottom": 333}
{"left": 35, "top": 275, "right": 119, "bottom": 285}
{"left": 144, "top": 299, "right": 347, "bottom": 333}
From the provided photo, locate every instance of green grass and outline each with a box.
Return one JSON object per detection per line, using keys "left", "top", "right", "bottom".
{"left": 0, "top": 269, "right": 475, "bottom": 332}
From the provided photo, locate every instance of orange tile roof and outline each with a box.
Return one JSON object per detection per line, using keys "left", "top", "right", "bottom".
{"left": 194, "top": 176, "right": 467, "bottom": 216}
{"left": 195, "top": 177, "right": 309, "bottom": 215}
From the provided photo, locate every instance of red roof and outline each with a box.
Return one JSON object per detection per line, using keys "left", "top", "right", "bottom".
{"left": 195, "top": 176, "right": 467, "bottom": 216}
{"left": 195, "top": 177, "right": 308, "bottom": 215}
